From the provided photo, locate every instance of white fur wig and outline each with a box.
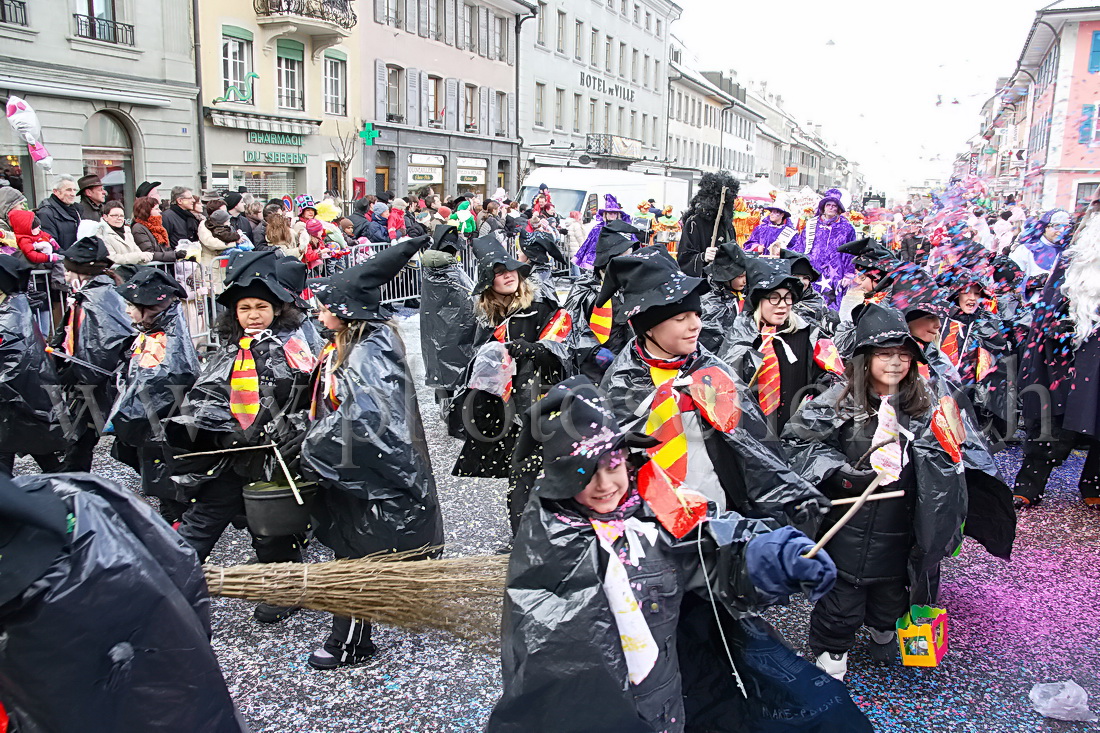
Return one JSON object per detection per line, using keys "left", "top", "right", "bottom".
{"left": 1062, "top": 211, "right": 1100, "bottom": 346}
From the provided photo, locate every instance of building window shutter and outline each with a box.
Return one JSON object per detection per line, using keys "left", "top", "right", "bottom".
{"left": 420, "top": 70, "right": 430, "bottom": 126}
{"left": 456, "top": 79, "right": 465, "bottom": 131}
{"left": 479, "top": 86, "right": 490, "bottom": 133}
{"left": 445, "top": 78, "right": 459, "bottom": 130}
{"left": 375, "top": 59, "right": 388, "bottom": 121}
{"left": 375, "top": 0, "right": 386, "bottom": 23}
{"left": 507, "top": 91, "right": 517, "bottom": 138}
{"left": 1091, "top": 32, "right": 1100, "bottom": 73}
{"left": 489, "top": 88, "right": 499, "bottom": 135}
{"left": 406, "top": 67, "right": 420, "bottom": 125}
{"left": 506, "top": 16, "right": 515, "bottom": 65}
{"left": 445, "top": 0, "right": 456, "bottom": 45}
{"left": 418, "top": 0, "right": 429, "bottom": 35}
{"left": 479, "top": 8, "right": 490, "bottom": 57}
{"left": 1082, "top": 104, "right": 1097, "bottom": 144}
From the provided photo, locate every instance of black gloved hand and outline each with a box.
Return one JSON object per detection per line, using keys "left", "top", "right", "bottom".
{"left": 506, "top": 339, "right": 543, "bottom": 362}
{"left": 174, "top": 248, "right": 190, "bottom": 261}
{"left": 825, "top": 463, "right": 877, "bottom": 495}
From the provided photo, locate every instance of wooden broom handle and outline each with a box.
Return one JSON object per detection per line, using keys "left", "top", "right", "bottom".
{"left": 802, "top": 471, "right": 885, "bottom": 559}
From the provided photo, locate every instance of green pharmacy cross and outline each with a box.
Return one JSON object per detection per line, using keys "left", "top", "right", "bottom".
{"left": 359, "top": 123, "right": 380, "bottom": 145}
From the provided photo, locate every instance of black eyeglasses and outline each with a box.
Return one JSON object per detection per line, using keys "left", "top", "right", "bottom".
{"left": 764, "top": 292, "right": 795, "bottom": 306}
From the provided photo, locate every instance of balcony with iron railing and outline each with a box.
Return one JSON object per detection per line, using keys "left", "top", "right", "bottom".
{"left": 73, "top": 13, "right": 134, "bottom": 45}
{"left": 254, "top": 0, "right": 356, "bottom": 33}
{"left": 585, "top": 133, "right": 642, "bottom": 159}
{"left": 0, "top": 0, "right": 27, "bottom": 26}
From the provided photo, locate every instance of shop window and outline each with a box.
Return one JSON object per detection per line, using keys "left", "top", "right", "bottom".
{"left": 222, "top": 29, "right": 254, "bottom": 104}
{"left": 323, "top": 55, "right": 347, "bottom": 116}
{"left": 82, "top": 111, "right": 132, "bottom": 205}
{"left": 386, "top": 65, "right": 404, "bottom": 122}
{"left": 276, "top": 40, "right": 305, "bottom": 111}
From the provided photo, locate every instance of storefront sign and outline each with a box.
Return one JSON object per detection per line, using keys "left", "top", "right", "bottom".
{"left": 579, "top": 71, "right": 636, "bottom": 103}
{"left": 243, "top": 150, "right": 308, "bottom": 165}
{"left": 457, "top": 156, "right": 487, "bottom": 168}
{"left": 410, "top": 153, "right": 445, "bottom": 167}
{"left": 246, "top": 131, "right": 303, "bottom": 146}
{"left": 408, "top": 165, "right": 443, "bottom": 183}
{"left": 457, "top": 168, "right": 485, "bottom": 184}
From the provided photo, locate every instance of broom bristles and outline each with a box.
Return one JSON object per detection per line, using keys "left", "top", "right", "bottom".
{"left": 204, "top": 548, "right": 509, "bottom": 646}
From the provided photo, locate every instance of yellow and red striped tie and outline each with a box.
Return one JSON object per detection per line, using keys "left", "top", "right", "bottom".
{"left": 645, "top": 367, "right": 688, "bottom": 486}
{"left": 590, "top": 299, "right": 613, "bottom": 344}
{"left": 940, "top": 321, "right": 961, "bottom": 366}
{"left": 63, "top": 304, "right": 84, "bottom": 355}
{"left": 229, "top": 336, "right": 260, "bottom": 429}
{"left": 757, "top": 326, "right": 781, "bottom": 416}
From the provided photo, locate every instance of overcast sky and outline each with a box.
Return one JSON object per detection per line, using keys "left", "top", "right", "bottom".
{"left": 674, "top": 0, "right": 1047, "bottom": 197}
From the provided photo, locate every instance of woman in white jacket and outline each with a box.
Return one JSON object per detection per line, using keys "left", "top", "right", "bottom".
{"left": 97, "top": 200, "right": 152, "bottom": 266}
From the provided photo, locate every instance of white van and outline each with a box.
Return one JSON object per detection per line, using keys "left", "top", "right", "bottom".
{"left": 518, "top": 168, "right": 690, "bottom": 222}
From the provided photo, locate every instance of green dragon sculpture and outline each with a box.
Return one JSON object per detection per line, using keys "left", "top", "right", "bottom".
{"left": 214, "top": 72, "right": 259, "bottom": 104}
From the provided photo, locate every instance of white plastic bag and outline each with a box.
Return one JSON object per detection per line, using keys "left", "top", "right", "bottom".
{"left": 468, "top": 341, "right": 515, "bottom": 398}
{"left": 1029, "top": 680, "right": 1098, "bottom": 722}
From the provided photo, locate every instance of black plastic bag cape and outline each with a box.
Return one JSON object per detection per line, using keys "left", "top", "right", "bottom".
{"left": 302, "top": 323, "right": 444, "bottom": 558}
{"left": 0, "top": 473, "right": 246, "bottom": 732}
{"left": 106, "top": 302, "right": 201, "bottom": 448}
{"left": 781, "top": 382, "right": 967, "bottom": 599}
{"left": 599, "top": 342, "right": 826, "bottom": 533}
{"left": 420, "top": 262, "right": 478, "bottom": 390}
{"left": 698, "top": 287, "right": 744, "bottom": 354}
{"left": 163, "top": 326, "right": 314, "bottom": 493}
{"left": 563, "top": 271, "right": 631, "bottom": 381}
{"left": 488, "top": 496, "right": 871, "bottom": 732}
{"left": 921, "top": 350, "right": 1016, "bottom": 560}
{"left": 944, "top": 310, "right": 1012, "bottom": 423}
{"left": 0, "top": 293, "right": 69, "bottom": 454}
{"left": 54, "top": 275, "right": 136, "bottom": 423}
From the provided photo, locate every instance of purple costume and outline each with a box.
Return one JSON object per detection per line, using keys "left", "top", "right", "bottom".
{"left": 574, "top": 194, "right": 631, "bottom": 269}
{"left": 789, "top": 189, "right": 857, "bottom": 308}
{"left": 746, "top": 220, "right": 797, "bottom": 253}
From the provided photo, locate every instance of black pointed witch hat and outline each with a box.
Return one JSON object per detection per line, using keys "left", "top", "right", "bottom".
{"left": 217, "top": 250, "right": 297, "bottom": 306}
{"left": 308, "top": 235, "right": 429, "bottom": 321}
{"left": 521, "top": 231, "right": 567, "bottom": 266}
{"left": 704, "top": 241, "right": 748, "bottom": 282}
{"left": 594, "top": 218, "right": 641, "bottom": 270}
{"left": 471, "top": 235, "right": 531, "bottom": 295}
{"left": 743, "top": 255, "right": 803, "bottom": 309}
{"left": 596, "top": 244, "right": 707, "bottom": 325}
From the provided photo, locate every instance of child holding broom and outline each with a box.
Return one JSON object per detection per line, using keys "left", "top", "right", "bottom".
{"left": 302, "top": 234, "right": 445, "bottom": 670}
{"left": 782, "top": 303, "right": 968, "bottom": 680}
{"left": 490, "top": 376, "right": 872, "bottom": 732}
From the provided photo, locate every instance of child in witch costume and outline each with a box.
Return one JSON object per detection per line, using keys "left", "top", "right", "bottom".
{"left": 0, "top": 254, "right": 66, "bottom": 476}
{"left": 106, "top": 267, "right": 200, "bottom": 524}
{"left": 421, "top": 224, "right": 479, "bottom": 404}
{"left": 937, "top": 271, "right": 1012, "bottom": 442}
{"left": 51, "top": 236, "right": 136, "bottom": 472}
{"left": 164, "top": 250, "right": 316, "bottom": 623}
{"left": 563, "top": 219, "right": 641, "bottom": 381}
{"left": 301, "top": 235, "right": 445, "bottom": 670}
{"left": 490, "top": 377, "right": 871, "bottom": 733}
{"left": 782, "top": 304, "right": 968, "bottom": 680}
{"left": 573, "top": 193, "right": 633, "bottom": 269}
{"left": 991, "top": 255, "right": 1031, "bottom": 353}
{"left": 720, "top": 257, "right": 842, "bottom": 437}
{"left": 779, "top": 248, "right": 839, "bottom": 332}
{"left": 273, "top": 253, "right": 327, "bottom": 355}
{"left": 449, "top": 236, "right": 572, "bottom": 497}
{"left": 518, "top": 230, "right": 568, "bottom": 303}
{"left": 597, "top": 245, "right": 827, "bottom": 529}
{"left": 697, "top": 240, "right": 748, "bottom": 354}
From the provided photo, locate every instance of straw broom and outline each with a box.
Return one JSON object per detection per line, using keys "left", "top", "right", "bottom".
{"left": 204, "top": 549, "right": 509, "bottom": 646}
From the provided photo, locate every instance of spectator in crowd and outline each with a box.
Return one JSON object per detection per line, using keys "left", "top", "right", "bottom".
{"left": 387, "top": 198, "right": 408, "bottom": 241}
{"left": 225, "top": 192, "right": 255, "bottom": 245}
{"left": 0, "top": 186, "right": 27, "bottom": 231}
{"left": 253, "top": 203, "right": 283, "bottom": 247}
{"left": 364, "top": 202, "right": 389, "bottom": 243}
{"left": 541, "top": 203, "right": 560, "bottom": 231}
{"left": 264, "top": 208, "right": 305, "bottom": 258}
{"left": 562, "top": 210, "right": 586, "bottom": 275}
{"left": 243, "top": 201, "right": 265, "bottom": 242}
{"left": 349, "top": 198, "right": 372, "bottom": 239}
{"left": 198, "top": 209, "right": 248, "bottom": 268}
{"left": 36, "top": 175, "right": 82, "bottom": 251}
{"left": 204, "top": 198, "right": 227, "bottom": 218}
{"left": 334, "top": 217, "right": 358, "bottom": 247}
{"left": 131, "top": 196, "right": 186, "bottom": 263}
{"left": 162, "top": 187, "right": 200, "bottom": 246}
{"left": 77, "top": 174, "right": 106, "bottom": 221}
{"left": 477, "top": 200, "right": 504, "bottom": 238}
{"left": 9, "top": 210, "right": 60, "bottom": 265}
{"left": 96, "top": 200, "right": 153, "bottom": 266}
{"left": 135, "top": 180, "right": 161, "bottom": 201}
{"left": 377, "top": 190, "right": 395, "bottom": 205}
{"left": 403, "top": 200, "right": 427, "bottom": 238}
{"left": 993, "top": 210, "right": 1016, "bottom": 253}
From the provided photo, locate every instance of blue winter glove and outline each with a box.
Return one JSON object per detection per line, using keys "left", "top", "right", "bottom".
{"left": 594, "top": 347, "right": 615, "bottom": 368}
{"left": 746, "top": 525, "right": 837, "bottom": 602}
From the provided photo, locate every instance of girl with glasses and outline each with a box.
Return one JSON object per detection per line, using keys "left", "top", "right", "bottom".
{"left": 720, "top": 257, "right": 842, "bottom": 436}
{"left": 783, "top": 303, "right": 968, "bottom": 681}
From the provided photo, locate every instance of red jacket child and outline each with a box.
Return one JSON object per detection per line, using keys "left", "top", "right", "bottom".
{"left": 10, "top": 209, "right": 61, "bottom": 264}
